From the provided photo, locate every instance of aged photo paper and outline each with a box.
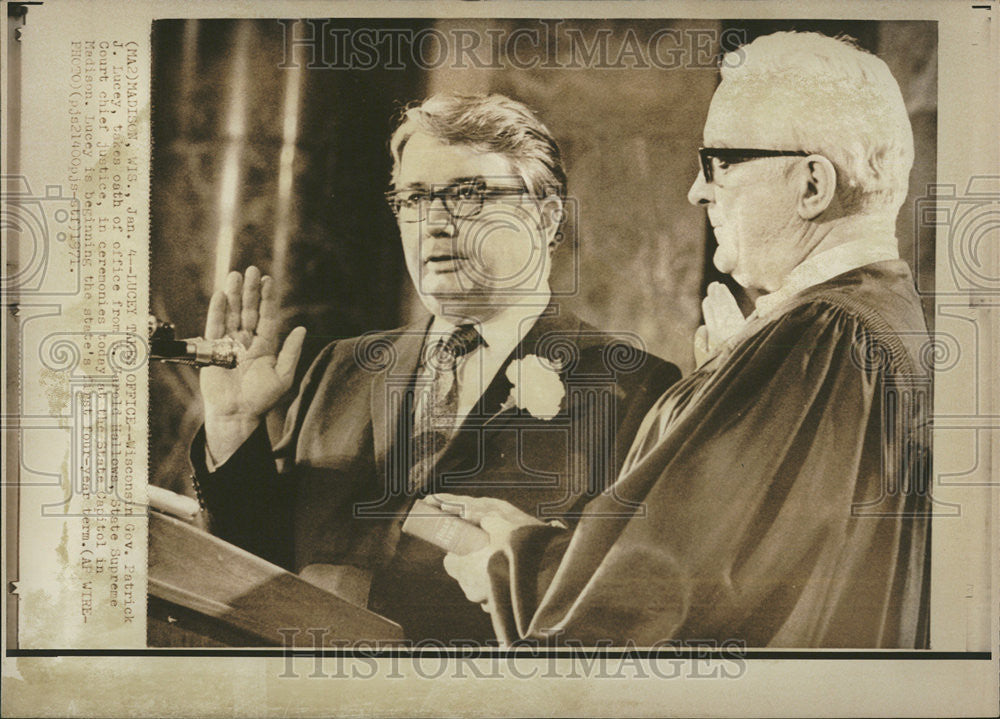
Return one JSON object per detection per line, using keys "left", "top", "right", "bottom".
{"left": 2, "top": 0, "right": 997, "bottom": 716}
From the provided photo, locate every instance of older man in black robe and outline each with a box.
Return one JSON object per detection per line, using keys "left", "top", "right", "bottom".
{"left": 436, "top": 31, "right": 932, "bottom": 648}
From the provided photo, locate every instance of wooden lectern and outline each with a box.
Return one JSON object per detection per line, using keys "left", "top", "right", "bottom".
{"left": 148, "top": 511, "right": 404, "bottom": 647}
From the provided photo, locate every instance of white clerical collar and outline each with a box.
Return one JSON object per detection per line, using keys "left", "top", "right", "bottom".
{"left": 428, "top": 290, "right": 551, "bottom": 354}
{"left": 753, "top": 238, "right": 899, "bottom": 320}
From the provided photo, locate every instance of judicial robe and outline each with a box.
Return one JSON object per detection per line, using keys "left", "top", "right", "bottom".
{"left": 480, "top": 260, "right": 932, "bottom": 648}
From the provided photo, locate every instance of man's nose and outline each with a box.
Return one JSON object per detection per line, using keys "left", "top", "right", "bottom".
{"left": 687, "top": 170, "right": 713, "bottom": 207}
{"left": 424, "top": 198, "right": 456, "bottom": 236}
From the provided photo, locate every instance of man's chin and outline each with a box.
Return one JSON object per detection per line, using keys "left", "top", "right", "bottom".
{"left": 420, "top": 277, "right": 479, "bottom": 301}
{"left": 713, "top": 247, "right": 738, "bottom": 276}
{"left": 416, "top": 282, "right": 490, "bottom": 316}
{"left": 728, "top": 271, "right": 752, "bottom": 289}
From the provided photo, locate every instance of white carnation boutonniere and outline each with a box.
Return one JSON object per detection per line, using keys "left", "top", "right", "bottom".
{"left": 500, "top": 354, "right": 566, "bottom": 421}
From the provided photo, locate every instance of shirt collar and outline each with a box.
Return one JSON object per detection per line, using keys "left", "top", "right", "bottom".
{"left": 753, "top": 238, "right": 899, "bottom": 319}
{"left": 427, "top": 290, "right": 551, "bottom": 356}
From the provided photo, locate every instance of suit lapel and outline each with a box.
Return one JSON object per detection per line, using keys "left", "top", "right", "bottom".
{"left": 475, "top": 301, "right": 580, "bottom": 429}
{"left": 432, "top": 302, "right": 583, "bottom": 479}
{"left": 370, "top": 319, "right": 430, "bottom": 484}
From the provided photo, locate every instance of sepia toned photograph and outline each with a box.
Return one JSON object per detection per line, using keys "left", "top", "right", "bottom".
{"left": 146, "top": 16, "right": 937, "bottom": 650}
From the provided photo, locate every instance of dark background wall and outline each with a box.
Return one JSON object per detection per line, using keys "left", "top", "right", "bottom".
{"left": 149, "top": 18, "right": 936, "bottom": 494}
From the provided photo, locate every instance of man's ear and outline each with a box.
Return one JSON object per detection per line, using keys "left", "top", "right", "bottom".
{"left": 798, "top": 155, "right": 837, "bottom": 220}
{"left": 538, "top": 195, "right": 565, "bottom": 250}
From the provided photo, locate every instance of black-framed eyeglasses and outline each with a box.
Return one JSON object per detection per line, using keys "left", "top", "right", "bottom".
{"left": 698, "top": 147, "right": 809, "bottom": 183}
{"left": 385, "top": 177, "right": 532, "bottom": 223}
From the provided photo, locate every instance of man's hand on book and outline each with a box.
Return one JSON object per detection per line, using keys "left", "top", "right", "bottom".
{"left": 426, "top": 494, "right": 544, "bottom": 534}
{"left": 428, "top": 493, "right": 545, "bottom": 612}
{"left": 442, "top": 544, "right": 495, "bottom": 611}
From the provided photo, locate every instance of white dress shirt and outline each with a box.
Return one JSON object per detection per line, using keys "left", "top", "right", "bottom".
{"left": 420, "top": 292, "right": 551, "bottom": 424}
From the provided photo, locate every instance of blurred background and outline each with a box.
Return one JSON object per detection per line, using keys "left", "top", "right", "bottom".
{"left": 149, "top": 18, "right": 937, "bottom": 494}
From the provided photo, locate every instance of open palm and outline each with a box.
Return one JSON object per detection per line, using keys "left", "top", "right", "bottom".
{"left": 200, "top": 266, "right": 306, "bottom": 458}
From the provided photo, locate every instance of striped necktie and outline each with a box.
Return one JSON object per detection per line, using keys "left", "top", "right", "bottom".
{"left": 408, "top": 324, "right": 484, "bottom": 493}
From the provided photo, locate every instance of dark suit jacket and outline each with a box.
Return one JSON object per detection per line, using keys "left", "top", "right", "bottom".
{"left": 193, "top": 303, "right": 680, "bottom": 641}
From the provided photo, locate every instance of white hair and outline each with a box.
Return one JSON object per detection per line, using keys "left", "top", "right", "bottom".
{"left": 389, "top": 93, "right": 567, "bottom": 199}
{"left": 720, "top": 32, "right": 914, "bottom": 214}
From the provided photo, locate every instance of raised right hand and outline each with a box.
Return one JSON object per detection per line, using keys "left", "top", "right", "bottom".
{"left": 200, "top": 266, "right": 306, "bottom": 462}
{"left": 694, "top": 281, "right": 746, "bottom": 366}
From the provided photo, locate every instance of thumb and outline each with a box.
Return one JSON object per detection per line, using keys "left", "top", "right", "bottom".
{"left": 275, "top": 326, "right": 307, "bottom": 382}
{"left": 480, "top": 515, "right": 514, "bottom": 544}
{"left": 693, "top": 325, "right": 711, "bottom": 366}
{"left": 442, "top": 551, "right": 463, "bottom": 580}
{"left": 694, "top": 325, "right": 709, "bottom": 353}
{"left": 443, "top": 549, "right": 492, "bottom": 604}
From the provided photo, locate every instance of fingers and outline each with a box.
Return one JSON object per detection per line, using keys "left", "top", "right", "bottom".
{"left": 426, "top": 492, "right": 469, "bottom": 512}
{"left": 255, "top": 275, "right": 279, "bottom": 346}
{"left": 274, "top": 326, "right": 307, "bottom": 383}
{"left": 693, "top": 324, "right": 709, "bottom": 354}
{"left": 427, "top": 493, "right": 543, "bottom": 530}
{"left": 707, "top": 282, "right": 743, "bottom": 326}
{"left": 480, "top": 515, "right": 515, "bottom": 544}
{"left": 441, "top": 551, "right": 463, "bottom": 583}
{"left": 442, "top": 548, "right": 493, "bottom": 604}
{"left": 426, "top": 493, "right": 478, "bottom": 518}
{"left": 464, "top": 499, "right": 509, "bottom": 525}
{"left": 713, "top": 283, "right": 744, "bottom": 333}
{"left": 431, "top": 494, "right": 498, "bottom": 524}
{"left": 224, "top": 271, "right": 243, "bottom": 335}
{"left": 702, "top": 283, "right": 722, "bottom": 332}
{"left": 241, "top": 266, "right": 261, "bottom": 334}
{"left": 701, "top": 291, "right": 715, "bottom": 329}
{"left": 703, "top": 282, "right": 745, "bottom": 346}
{"left": 205, "top": 290, "right": 227, "bottom": 341}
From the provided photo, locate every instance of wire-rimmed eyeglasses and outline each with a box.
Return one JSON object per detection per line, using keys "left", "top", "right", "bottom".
{"left": 385, "top": 177, "right": 533, "bottom": 223}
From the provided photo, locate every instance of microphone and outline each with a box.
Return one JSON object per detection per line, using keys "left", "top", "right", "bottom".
{"left": 148, "top": 316, "right": 244, "bottom": 369}
{"left": 151, "top": 336, "right": 244, "bottom": 369}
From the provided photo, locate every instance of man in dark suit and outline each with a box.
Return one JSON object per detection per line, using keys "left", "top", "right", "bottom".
{"left": 191, "top": 93, "right": 680, "bottom": 642}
